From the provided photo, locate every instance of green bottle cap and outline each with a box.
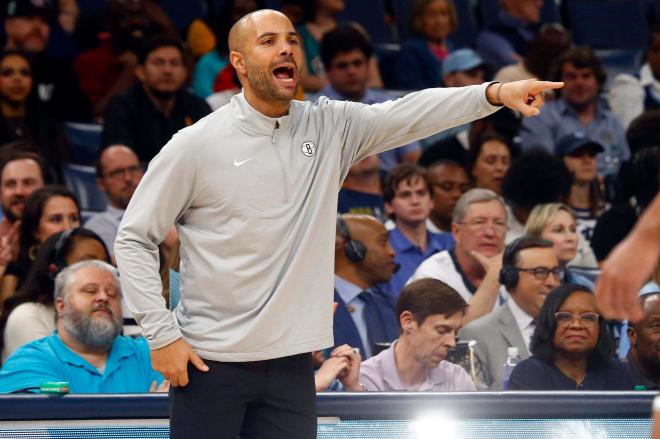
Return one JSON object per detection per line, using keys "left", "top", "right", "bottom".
{"left": 40, "top": 382, "right": 70, "bottom": 394}
{"left": 634, "top": 385, "right": 647, "bottom": 391}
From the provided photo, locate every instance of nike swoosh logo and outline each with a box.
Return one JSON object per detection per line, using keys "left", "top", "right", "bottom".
{"left": 233, "top": 158, "right": 253, "bottom": 167}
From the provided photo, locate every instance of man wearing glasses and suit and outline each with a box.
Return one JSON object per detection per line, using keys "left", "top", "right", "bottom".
{"left": 459, "top": 235, "right": 561, "bottom": 390}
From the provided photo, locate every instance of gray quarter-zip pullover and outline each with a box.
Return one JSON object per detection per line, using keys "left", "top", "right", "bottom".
{"left": 115, "top": 84, "right": 500, "bottom": 361}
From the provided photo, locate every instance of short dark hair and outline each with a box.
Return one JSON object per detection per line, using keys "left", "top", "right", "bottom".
{"left": 501, "top": 149, "right": 572, "bottom": 209}
{"left": 502, "top": 235, "right": 554, "bottom": 268}
{"left": 554, "top": 46, "right": 607, "bottom": 87}
{"left": 383, "top": 163, "right": 428, "bottom": 204}
{"left": 0, "top": 144, "right": 46, "bottom": 183}
{"left": 465, "top": 133, "right": 513, "bottom": 176}
{"left": 530, "top": 284, "right": 613, "bottom": 370}
{"left": 138, "top": 35, "right": 185, "bottom": 65}
{"left": 396, "top": 278, "right": 468, "bottom": 330}
{"left": 320, "top": 25, "right": 373, "bottom": 70}
{"left": 612, "top": 146, "right": 659, "bottom": 209}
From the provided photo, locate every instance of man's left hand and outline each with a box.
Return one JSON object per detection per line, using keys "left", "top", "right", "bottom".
{"left": 487, "top": 79, "right": 564, "bottom": 117}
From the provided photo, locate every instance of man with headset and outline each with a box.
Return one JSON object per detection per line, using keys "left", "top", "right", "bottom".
{"left": 459, "top": 235, "right": 561, "bottom": 390}
{"left": 333, "top": 214, "right": 399, "bottom": 359}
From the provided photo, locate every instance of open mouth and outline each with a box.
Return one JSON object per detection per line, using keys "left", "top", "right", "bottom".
{"left": 272, "top": 65, "right": 295, "bottom": 84}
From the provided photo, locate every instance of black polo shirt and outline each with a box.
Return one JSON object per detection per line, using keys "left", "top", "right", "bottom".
{"left": 102, "top": 84, "right": 211, "bottom": 162}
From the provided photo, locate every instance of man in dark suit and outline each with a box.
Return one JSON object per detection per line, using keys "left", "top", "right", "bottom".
{"left": 333, "top": 214, "right": 399, "bottom": 359}
{"left": 459, "top": 235, "right": 560, "bottom": 389}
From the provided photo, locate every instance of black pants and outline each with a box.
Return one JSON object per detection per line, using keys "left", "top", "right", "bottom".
{"left": 170, "top": 353, "right": 317, "bottom": 439}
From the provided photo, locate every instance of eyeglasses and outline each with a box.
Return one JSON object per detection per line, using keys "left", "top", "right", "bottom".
{"left": 517, "top": 267, "right": 563, "bottom": 281}
{"left": 554, "top": 311, "right": 600, "bottom": 327}
{"left": 459, "top": 219, "right": 508, "bottom": 233}
{"left": 105, "top": 165, "right": 143, "bottom": 180}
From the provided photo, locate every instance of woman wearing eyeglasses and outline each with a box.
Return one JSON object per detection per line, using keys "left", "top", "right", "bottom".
{"left": 508, "top": 284, "right": 633, "bottom": 390}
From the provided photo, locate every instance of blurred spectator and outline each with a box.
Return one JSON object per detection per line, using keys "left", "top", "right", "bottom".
{"left": 74, "top": 0, "right": 178, "bottom": 118}
{"left": 494, "top": 23, "right": 570, "bottom": 83}
{"left": 419, "top": 48, "right": 486, "bottom": 148}
{"left": 102, "top": 36, "right": 211, "bottom": 163}
{"left": 418, "top": 107, "right": 521, "bottom": 169}
{"left": 556, "top": 133, "right": 605, "bottom": 262}
{"left": 0, "top": 149, "right": 45, "bottom": 238}
{"left": 0, "top": 260, "right": 165, "bottom": 393}
{"left": 626, "top": 109, "right": 660, "bottom": 155}
{"left": 192, "top": 0, "right": 262, "bottom": 99}
{"left": 508, "top": 284, "right": 633, "bottom": 390}
{"left": 441, "top": 49, "right": 485, "bottom": 87}
{"left": 382, "top": 165, "right": 454, "bottom": 301}
{"left": 3, "top": 0, "right": 90, "bottom": 121}
{"left": 0, "top": 185, "right": 80, "bottom": 303}
{"left": 525, "top": 203, "right": 596, "bottom": 284}
{"left": 334, "top": 214, "right": 399, "bottom": 359}
{"left": 85, "top": 145, "right": 143, "bottom": 257}
{"left": 501, "top": 149, "right": 572, "bottom": 243}
{"left": 314, "top": 344, "right": 363, "bottom": 391}
{"left": 591, "top": 146, "right": 659, "bottom": 263}
{"left": 425, "top": 160, "right": 469, "bottom": 233}
{"left": 476, "top": 0, "right": 544, "bottom": 71}
{"left": 315, "top": 25, "right": 420, "bottom": 172}
{"left": 296, "top": 0, "right": 382, "bottom": 93}
{"left": 337, "top": 155, "right": 387, "bottom": 222}
{"left": 520, "top": 47, "right": 630, "bottom": 178}
{"left": 0, "top": 51, "right": 60, "bottom": 170}
{"left": 409, "top": 189, "right": 507, "bottom": 324}
{"left": 624, "top": 290, "right": 660, "bottom": 390}
{"left": 360, "top": 278, "right": 475, "bottom": 391}
{"left": 394, "top": 0, "right": 458, "bottom": 90}
{"left": 0, "top": 228, "right": 109, "bottom": 362}
{"left": 609, "top": 23, "right": 660, "bottom": 130}
{"left": 460, "top": 236, "right": 561, "bottom": 390}
{"left": 465, "top": 133, "right": 512, "bottom": 195}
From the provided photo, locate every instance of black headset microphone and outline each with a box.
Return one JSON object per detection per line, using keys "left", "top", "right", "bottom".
{"left": 336, "top": 216, "right": 400, "bottom": 272}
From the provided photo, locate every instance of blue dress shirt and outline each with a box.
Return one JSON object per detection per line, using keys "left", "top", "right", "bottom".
{"left": 385, "top": 228, "right": 454, "bottom": 304}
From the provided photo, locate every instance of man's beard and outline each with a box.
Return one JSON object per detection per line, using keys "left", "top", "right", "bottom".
{"left": 245, "top": 60, "right": 297, "bottom": 103}
{"left": 145, "top": 86, "right": 178, "bottom": 101}
{"left": 62, "top": 304, "right": 122, "bottom": 350}
{"left": 1, "top": 201, "right": 21, "bottom": 223}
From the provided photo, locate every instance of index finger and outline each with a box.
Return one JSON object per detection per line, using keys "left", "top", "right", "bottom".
{"left": 529, "top": 80, "right": 564, "bottom": 93}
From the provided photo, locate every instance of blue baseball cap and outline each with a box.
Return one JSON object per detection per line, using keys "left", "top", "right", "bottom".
{"left": 441, "top": 49, "right": 484, "bottom": 77}
{"left": 556, "top": 132, "right": 604, "bottom": 157}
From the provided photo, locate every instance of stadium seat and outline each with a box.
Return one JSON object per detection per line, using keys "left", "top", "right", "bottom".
{"left": 565, "top": 0, "right": 648, "bottom": 50}
{"left": 159, "top": 0, "right": 208, "bottom": 33}
{"left": 62, "top": 163, "right": 107, "bottom": 213}
{"left": 63, "top": 122, "right": 103, "bottom": 166}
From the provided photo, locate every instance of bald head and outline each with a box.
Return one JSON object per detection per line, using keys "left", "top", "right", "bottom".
{"left": 97, "top": 145, "right": 143, "bottom": 208}
{"left": 228, "top": 9, "right": 291, "bottom": 53}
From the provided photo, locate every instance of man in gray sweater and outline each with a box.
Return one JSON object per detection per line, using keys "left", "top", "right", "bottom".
{"left": 114, "top": 9, "right": 563, "bottom": 439}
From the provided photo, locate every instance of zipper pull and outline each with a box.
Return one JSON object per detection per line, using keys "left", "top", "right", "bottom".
{"left": 271, "top": 121, "right": 280, "bottom": 144}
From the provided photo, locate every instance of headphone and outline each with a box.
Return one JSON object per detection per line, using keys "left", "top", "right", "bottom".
{"left": 48, "top": 228, "right": 76, "bottom": 279}
{"left": 498, "top": 237, "right": 526, "bottom": 290}
{"left": 336, "top": 216, "right": 366, "bottom": 263}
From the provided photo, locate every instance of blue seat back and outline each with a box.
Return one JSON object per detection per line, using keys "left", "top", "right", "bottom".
{"left": 63, "top": 122, "right": 103, "bottom": 166}
{"left": 62, "top": 164, "right": 107, "bottom": 212}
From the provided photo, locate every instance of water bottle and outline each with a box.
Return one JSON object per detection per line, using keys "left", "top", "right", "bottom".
{"left": 502, "top": 347, "right": 519, "bottom": 390}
